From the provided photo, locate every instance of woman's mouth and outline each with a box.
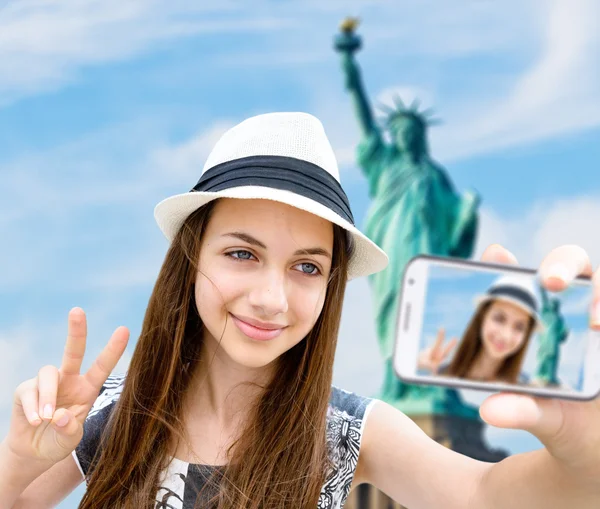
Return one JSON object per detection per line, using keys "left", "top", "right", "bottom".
{"left": 490, "top": 338, "right": 508, "bottom": 352}
{"left": 230, "top": 314, "right": 286, "bottom": 341}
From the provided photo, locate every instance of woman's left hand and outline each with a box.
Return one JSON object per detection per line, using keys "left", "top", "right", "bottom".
{"left": 478, "top": 243, "right": 600, "bottom": 484}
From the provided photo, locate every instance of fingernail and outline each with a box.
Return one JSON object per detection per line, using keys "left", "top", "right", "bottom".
{"left": 43, "top": 404, "right": 53, "bottom": 419}
{"left": 55, "top": 413, "right": 69, "bottom": 427}
{"left": 30, "top": 412, "right": 41, "bottom": 424}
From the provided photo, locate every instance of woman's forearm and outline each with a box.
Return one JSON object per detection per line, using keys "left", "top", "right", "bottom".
{"left": 473, "top": 448, "right": 599, "bottom": 509}
{"left": 0, "top": 439, "right": 53, "bottom": 509}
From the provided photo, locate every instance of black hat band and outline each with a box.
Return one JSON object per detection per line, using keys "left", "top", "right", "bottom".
{"left": 190, "top": 155, "right": 354, "bottom": 225}
{"left": 488, "top": 285, "right": 537, "bottom": 313}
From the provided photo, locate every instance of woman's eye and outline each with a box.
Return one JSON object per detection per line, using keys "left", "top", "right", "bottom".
{"left": 295, "top": 262, "right": 320, "bottom": 275}
{"left": 493, "top": 314, "right": 505, "bottom": 324}
{"left": 228, "top": 250, "right": 255, "bottom": 261}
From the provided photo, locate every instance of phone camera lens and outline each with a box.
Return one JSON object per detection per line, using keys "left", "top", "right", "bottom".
{"left": 408, "top": 278, "right": 415, "bottom": 285}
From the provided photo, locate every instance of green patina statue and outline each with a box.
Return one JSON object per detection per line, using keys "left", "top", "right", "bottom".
{"left": 534, "top": 288, "right": 569, "bottom": 386}
{"left": 334, "top": 19, "right": 480, "bottom": 404}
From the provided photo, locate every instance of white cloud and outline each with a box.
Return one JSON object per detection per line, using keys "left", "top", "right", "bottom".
{"left": 429, "top": 0, "right": 600, "bottom": 162}
{"left": 0, "top": 321, "right": 66, "bottom": 438}
{"left": 473, "top": 207, "right": 533, "bottom": 263}
{"left": 0, "top": 1, "right": 292, "bottom": 105}
{"left": 84, "top": 256, "right": 164, "bottom": 290}
{"left": 0, "top": 333, "right": 35, "bottom": 409}
{"left": 0, "top": 116, "right": 235, "bottom": 291}
{"left": 364, "top": 1, "right": 537, "bottom": 57}
{"left": 333, "top": 277, "right": 382, "bottom": 397}
{"left": 0, "top": 152, "right": 148, "bottom": 290}
{"left": 150, "top": 121, "right": 233, "bottom": 184}
{"left": 2, "top": 0, "right": 596, "bottom": 172}
{"left": 310, "top": 98, "right": 363, "bottom": 173}
{"left": 474, "top": 195, "right": 600, "bottom": 268}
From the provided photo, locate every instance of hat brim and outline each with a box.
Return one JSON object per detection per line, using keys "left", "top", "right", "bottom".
{"left": 473, "top": 295, "right": 545, "bottom": 332}
{"left": 154, "top": 186, "right": 389, "bottom": 280}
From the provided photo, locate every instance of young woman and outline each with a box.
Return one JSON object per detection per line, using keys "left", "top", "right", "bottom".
{"left": 418, "top": 275, "right": 545, "bottom": 384}
{"left": 1, "top": 113, "right": 599, "bottom": 509}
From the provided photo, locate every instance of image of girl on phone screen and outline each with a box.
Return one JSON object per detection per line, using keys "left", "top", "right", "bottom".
{"left": 2, "top": 113, "right": 600, "bottom": 509}
{"left": 418, "top": 275, "right": 545, "bottom": 384}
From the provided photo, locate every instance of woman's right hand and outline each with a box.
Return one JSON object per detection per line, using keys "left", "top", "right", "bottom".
{"left": 5, "top": 307, "right": 129, "bottom": 465}
{"left": 417, "top": 327, "right": 457, "bottom": 374}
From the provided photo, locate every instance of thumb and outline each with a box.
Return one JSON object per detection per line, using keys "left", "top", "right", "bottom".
{"left": 480, "top": 393, "right": 565, "bottom": 452}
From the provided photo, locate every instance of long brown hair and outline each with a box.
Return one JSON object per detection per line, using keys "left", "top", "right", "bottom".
{"left": 445, "top": 300, "right": 535, "bottom": 383}
{"left": 78, "top": 199, "right": 352, "bottom": 508}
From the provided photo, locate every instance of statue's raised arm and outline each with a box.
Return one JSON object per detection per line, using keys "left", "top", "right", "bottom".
{"left": 540, "top": 286, "right": 551, "bottom": 309}
{"left": 334, "top": 18, "right": 381, "bottom": 141}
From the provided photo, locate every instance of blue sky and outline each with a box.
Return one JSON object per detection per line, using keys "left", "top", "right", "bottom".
{"left": 0, "top": 1, "right": 599, "bottom": 506}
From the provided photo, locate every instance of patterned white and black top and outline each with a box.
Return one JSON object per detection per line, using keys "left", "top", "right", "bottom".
{"left": 72, "top": 374, "right": 377, "bottom": 508}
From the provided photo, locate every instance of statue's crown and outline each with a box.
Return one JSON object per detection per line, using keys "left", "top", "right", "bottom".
{"left": 377, "top": 95, "right": 441, "bottom": 131}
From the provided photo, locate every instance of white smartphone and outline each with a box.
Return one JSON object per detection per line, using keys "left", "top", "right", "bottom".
{"left": 393, "top": 254, "right": 600, "bottom": 401}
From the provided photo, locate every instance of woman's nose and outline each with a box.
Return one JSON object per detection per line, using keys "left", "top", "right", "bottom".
{"left": 248, "top": 270, "right": 289, "bottom": 316}
{"left": 500, "top": 325, "right": 518, "bottom": 342}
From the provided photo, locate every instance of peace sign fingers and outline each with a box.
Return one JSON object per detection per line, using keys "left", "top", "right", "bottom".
{"left": 431, "top": 328, "right": 458, "bottom": 371}
{"left": 84, "top": 325, "right": 130, "bottom": 391}
{"left": 432, "top": 327, "right": 446, "bottom": 355}
{"left": 440, "top": 336, "right": 458, "bottom": 361}
{"left": 60, "top": 308, "right": 88, "bottom": 376}
{"left": 432, "top": 328, "right": 457, "bottom": 359}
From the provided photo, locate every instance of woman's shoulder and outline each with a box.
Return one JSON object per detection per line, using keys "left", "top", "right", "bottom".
{"left": 328, "top": 385, "right": 377, "bottom": 422}
{"left": 320, "top": 387, "right": 379, "bottom": 507}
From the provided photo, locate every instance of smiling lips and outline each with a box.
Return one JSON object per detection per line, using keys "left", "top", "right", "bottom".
{"left": 230, "top": 314, "right": 286, "bottom": 341}
{"left": 491, "top": 338, "right": 508, "bottom": 352}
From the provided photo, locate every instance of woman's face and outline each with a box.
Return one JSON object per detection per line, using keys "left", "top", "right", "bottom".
{"left": 194, "top": 198, "right": 334, "bottom": 369}
{"left": 480, "top": 300, "right": 531, "bottom": 360}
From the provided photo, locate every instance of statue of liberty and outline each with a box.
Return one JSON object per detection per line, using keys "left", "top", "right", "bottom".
{"left": 334, "top": 18, "right": 481, "bottom": 401}
{"left": 534, "top": 288, "right": 569, "bottom": 386}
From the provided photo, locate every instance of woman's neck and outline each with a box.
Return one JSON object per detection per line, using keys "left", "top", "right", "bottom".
{"left": 185, "top": 337, "right": 274, "bottom": 428}
{"left": 172, "top": 338, "right": 275, "bottom": 465}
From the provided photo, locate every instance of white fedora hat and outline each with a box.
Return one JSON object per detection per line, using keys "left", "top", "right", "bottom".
{"left": 473, "top": 275, "right": 545, "bottom": 332}
{"left": 154, "top": 112, "right": 389, "bottom": 280}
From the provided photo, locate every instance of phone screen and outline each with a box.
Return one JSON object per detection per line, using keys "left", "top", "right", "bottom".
{"left": 396, "top": 256, "right": 600, "bottom": 399}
